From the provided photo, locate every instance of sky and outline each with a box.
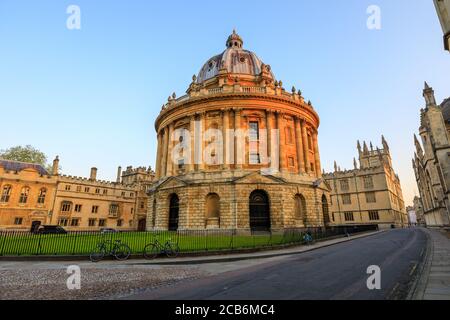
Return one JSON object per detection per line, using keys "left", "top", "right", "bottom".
{"left": 0, "top": 0, "right": 449, "bottom": 206}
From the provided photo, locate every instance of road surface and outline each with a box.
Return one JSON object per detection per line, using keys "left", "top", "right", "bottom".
{"left": 127, "top": 228, "right": 427, "bottom": 300}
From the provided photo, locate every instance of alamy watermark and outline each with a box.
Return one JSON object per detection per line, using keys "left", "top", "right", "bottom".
{"left": 66, "top": 265, "right": 81, "bottom": 290}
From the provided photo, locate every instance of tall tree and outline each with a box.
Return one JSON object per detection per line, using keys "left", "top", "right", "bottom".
{"left": 0, "top": 145, "right": 57, "bottom": 172}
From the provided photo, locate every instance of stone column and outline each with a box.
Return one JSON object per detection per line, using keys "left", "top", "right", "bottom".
{"left": 313, "top": 130, "right": 322, "bottom": 177}
{"left": 161, "top": 126, "right": 169, "bottom": 177}
{"left": 265, "top": 110, "right": 272, "bottom": 163}
{"left": 276, "top": 112, "right": 285, "bottom": 172}
{"left": 222, "top": 109, "right": 230, "bottom": 169}
{"left": 294, "top": 117, "right": 305, "bottom": 174}
{"left": 155, "top": 131, "right": 162, "bottom": 179}
{"left": 301, "top": 120, "right": 311, "bottom": 173}
{"left": 234, "top": 108, "right": 243, "bottom": 169}
{"left": 166, "top": 123, "right": 175, "bottom": 177}
{"left": 199, "top": 112, "right": 206, "bottom": 171}
{"left": 189, "top": 115, "right": 196, "bottom": 173}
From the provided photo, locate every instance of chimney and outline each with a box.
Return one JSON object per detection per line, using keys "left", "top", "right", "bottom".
{"left": 52, "top": 156, "right": 59, "bottom": 176}
{"left": 90, "top": 167, "right": 97, "bottom": 181}
{"left": 116, "top": 166, "right": 122, "bottom": 183}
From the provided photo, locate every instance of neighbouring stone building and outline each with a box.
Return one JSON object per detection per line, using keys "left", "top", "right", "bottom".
{"left": 0, "top": 159, "right": 57, "bottom": 231}
{"left": 0, "top": 157, "right": 154, "bottom": 231}
{"left": 147, "top": 31, "right": 330, "bottom": 233}
{"left": 323, "top": 137, "right": 408, "bottom": 229}
{"left": 412, "top": 82, "right": 450, "bottom": 228}
{"left": 413, "top": 195, "right": 426, "bottom": 226}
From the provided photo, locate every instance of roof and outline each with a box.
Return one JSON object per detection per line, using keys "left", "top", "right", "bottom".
{"left": 196, "top": 31, "right": 275, "bottom": 84}
{"left": 0, "top": 159, "right": 49, "bottom": 176}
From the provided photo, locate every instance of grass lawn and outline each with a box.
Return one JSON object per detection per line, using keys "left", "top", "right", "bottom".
{"left": 0, "top": 231, "right": 306, "bottom": 256}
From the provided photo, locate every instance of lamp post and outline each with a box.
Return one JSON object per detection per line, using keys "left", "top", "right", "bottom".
{"left": 434, "top": 0, "right": 450, "bottom": 51}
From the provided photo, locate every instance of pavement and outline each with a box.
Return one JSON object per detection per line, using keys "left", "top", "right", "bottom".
{"left": 412, "top": 228, "right": 450, "bottom": 300}
{"left": 126, "top": 228, "right": 428, "bottom": 300}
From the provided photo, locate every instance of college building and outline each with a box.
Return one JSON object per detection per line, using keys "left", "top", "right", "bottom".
{"left": 412, "top": 83, "right": 450, "bottom": 228}
{"left": 323, "top": 137, "right": 408, "bottom": 229}
{"left": 0, "top": 157, "right": 154, "bottom": 231}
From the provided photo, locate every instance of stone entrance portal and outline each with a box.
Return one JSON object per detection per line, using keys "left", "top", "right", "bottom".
{"left": 249, "top": 190, "right": 270, "bottom": 232}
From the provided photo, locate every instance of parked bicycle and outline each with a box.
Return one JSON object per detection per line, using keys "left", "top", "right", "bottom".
{"left": 143, "top": 238, "right": 180, "bottom": 259}
{"left": 302, "top": 232, "right": 314, "bottom": 245}
{"left": 90, "top": 239, "right": 131, "bottom": 262}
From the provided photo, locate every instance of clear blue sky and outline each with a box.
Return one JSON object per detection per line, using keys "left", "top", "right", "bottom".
{"left": 0, "top": 0, "right": 449, "bottom": 205}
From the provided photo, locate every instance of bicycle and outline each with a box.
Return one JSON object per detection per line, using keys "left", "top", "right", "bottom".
{"left": 143, "top": 238, "right": 180, "bottom": 259}
{"left": 302, "top": 232, "right": 314, "bottom": 245}
{"left": 90, "top": 239, "right": 131, "bottom": 262}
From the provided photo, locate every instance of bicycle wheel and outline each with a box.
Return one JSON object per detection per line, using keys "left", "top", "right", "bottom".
{"left": 143, "top": 243, "right": 159, "bottom": 259}
{"left": 90, "top": 244, "right": 106, "bottom": 262}
{"left": 114, "top": 244, "right": 131, "bottom": 261}
{"left": 165, "top": 242, "right": 180, "bottom": 258}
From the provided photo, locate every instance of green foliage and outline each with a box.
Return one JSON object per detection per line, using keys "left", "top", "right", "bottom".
{"left": 0, "top": 145, "right": 59, "bottom": 173}
{"left": 0, "top": 145, "right": 47, "bottom": 166}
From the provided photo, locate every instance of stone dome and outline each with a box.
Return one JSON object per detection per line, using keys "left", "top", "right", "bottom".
{"left": 441, "top": 98, "right": 450, "bottom": 122}
{"left": 196, "top": 30, "right": 275, "bottom": 83}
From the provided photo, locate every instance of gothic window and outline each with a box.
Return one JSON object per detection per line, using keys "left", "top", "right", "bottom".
{"left": 363, "top": 176, "right": 374, "bottom": 189}
{"left": 70, "top": 219, "right": 80, "bottom": 227}
{"left": 365, "top": 192, "right": 376, "bottom": 203}
{"left": 342, "top": 194, "right": 351, "bottom": 205}
{"left": 344, "top": 212, "right": 354, "bottom": 221}
{"left": 369, "top": 211, "right": 380, "bottom": 220}
{"left": 1, "top": 185, "right": 12, "bottom": 203}
{"left": 340, "top": 179, "right": 350, "bottom": 191}
{"left": 74, "top": 204, "right": 82, "bottom": 212}
{"left": 14, "top": 217, "right": 23, "bottom": 225}
{"left": 19, "top": 187, "right": 30, "bottom": 204}
{"left": 37, "top": 188, "right": 47, "bottom": 204}
{"left": 206, "top": 193, "right": 220, "bottom": 219}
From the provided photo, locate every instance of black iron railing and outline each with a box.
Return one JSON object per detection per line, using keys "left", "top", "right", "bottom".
{"left": 0, "top": 225, "right": 378, "bottom": 257}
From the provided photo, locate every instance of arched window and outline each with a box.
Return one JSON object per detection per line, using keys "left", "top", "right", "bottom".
{"left": 294, "top": 194, "right": 307, "bottom": 221}
{"left": 37, "top": 188, "right": 47, "bottom": 204}
{"left": 322, "top": 194, "right": 330, "bottom": 224}
{"left": 206, "top": 193, "right": 220, "bottom": 219}
{"left": 19, "top": 187, "right": 30, "bottom": 204}
{"left": 1, "top": 185, "right": 12, "bottom": 203}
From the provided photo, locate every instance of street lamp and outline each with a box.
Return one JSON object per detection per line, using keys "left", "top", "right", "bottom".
{"left": 434, "top": 0, "right": 450, "bottom": 51}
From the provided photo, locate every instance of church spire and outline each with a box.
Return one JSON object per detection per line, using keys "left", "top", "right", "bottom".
{"left": 381, "top": 135, "right": 389, "bottom": 153}
{"left": 423, "top": 81, "right": 437, "bottom": 107}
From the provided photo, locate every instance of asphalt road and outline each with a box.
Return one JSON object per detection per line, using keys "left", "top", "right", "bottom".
{"left": 127, "top": 228, "right": 428, "bottom": 300}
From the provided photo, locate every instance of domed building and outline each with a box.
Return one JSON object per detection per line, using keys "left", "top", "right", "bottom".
{"left": 147, "top": 31, "right": 330, "bottom": 232}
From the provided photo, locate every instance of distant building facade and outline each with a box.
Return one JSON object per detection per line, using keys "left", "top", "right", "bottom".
{"left": 412, "top": 83, "right": 450, "bottom": 228}
{"left": 323, "top": 137, "right": 408, "bottom": 229}
{"left": 406, "top": 206, "right": 417, "bottom": 226}
{"left": 0, "top": 157, "right": 154, "bottom": 231}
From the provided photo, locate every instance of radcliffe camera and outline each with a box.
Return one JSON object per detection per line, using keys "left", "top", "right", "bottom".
{"left": 0, "top": 0, "right": 449, "bottom": 315}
